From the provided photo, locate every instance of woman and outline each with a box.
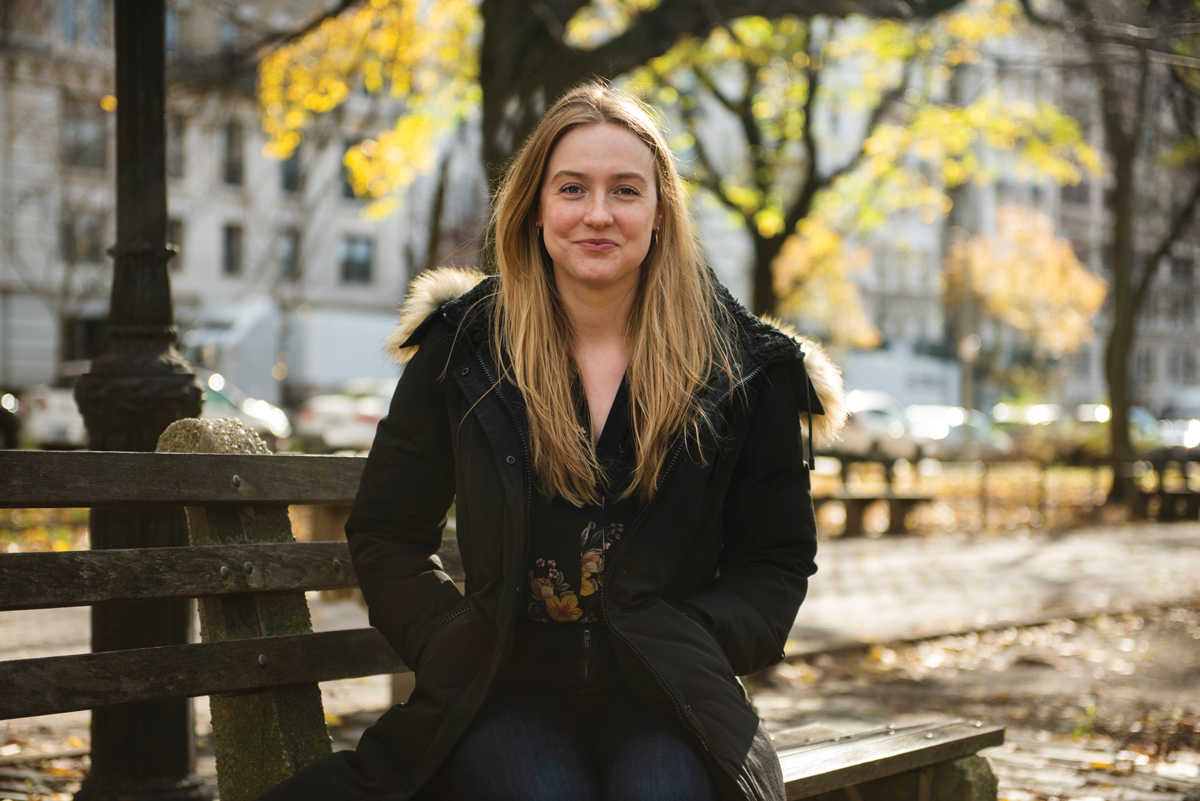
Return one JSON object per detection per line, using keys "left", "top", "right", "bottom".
{"left": 260, "top": 83, "right": 845, "bottom": 801}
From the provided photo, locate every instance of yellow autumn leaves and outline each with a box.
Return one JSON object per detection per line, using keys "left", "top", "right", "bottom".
{"left": 258, "top": 0, "right": 479, "bottom": 218}
{"left": 945, "top": 206, "right": 1107, "bottom": 358}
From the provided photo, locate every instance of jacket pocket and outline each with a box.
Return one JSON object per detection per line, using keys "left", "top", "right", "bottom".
{"left": 416, "top": 601, "right": 473, "bottom": 672}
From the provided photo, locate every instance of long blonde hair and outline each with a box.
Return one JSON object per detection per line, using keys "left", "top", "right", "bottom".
{"left": 490, "top": 83, "right": 733, "bottom": 505}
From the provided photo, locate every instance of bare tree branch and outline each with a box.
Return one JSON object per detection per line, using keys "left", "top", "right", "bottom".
{"left": 1133, "top": 175, "right": 1200, "bottom": 314}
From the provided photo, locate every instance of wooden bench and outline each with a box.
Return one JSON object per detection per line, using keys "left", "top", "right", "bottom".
{"left": 0, "top": 419, "right": 1002, "bottom": 801}
{"left": 1133, "top": 488, "right": 1200, "bottom": 522}
{"left": 814, "top": 492, "right": 935, "bottom": 537}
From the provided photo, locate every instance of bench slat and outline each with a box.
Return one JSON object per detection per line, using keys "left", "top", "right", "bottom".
{"left": 0, "top": 451, "right": 364, "bottom": 508}
{"left": 780, "top": 719, "right": 1005, "bottom": 798}
{"left": 1, "top": 542, "right": 350, "bottom": 611}
{"left": 0, "top": 540, "right": 464, "bottom": 611}
{"left": 0, "top": 628, "right": 405, "bottom": 720}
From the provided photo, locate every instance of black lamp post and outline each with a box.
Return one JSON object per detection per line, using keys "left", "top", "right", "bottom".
{"left": 73, "top": 2, "right": 208, "bottom": 798}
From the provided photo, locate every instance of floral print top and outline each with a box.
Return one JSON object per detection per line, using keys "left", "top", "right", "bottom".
{"left": 525, "top": 376, "right": 638, "bottom": 625}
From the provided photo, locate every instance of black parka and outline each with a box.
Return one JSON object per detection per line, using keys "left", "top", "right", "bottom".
{"left": 262, "top": 269, "right": 846, "bottom": 801}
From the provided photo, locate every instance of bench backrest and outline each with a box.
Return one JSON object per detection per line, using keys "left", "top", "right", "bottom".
{"left": 0, "top": 419, "right": 462, "bottom": 800}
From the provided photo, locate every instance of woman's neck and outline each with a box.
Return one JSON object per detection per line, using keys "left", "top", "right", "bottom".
{"left": 558, "top": 284, "right": 634, "bottom": 440}
{"left": 557, "top": 280, "right": 636, "bottom": 346}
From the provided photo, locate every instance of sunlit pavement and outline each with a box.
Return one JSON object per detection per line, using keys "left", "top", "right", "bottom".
{"left": 790, "top": 521, "right": 1200, "bottom": 655}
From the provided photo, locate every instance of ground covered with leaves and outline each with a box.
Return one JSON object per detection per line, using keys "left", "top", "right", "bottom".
{"left": 750, "top": 604, "right": 1200, "bottom": 800}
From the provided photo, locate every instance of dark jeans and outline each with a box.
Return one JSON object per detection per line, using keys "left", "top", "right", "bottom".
{"left": 434, "top": 621, "right": 719, "bottom": 801}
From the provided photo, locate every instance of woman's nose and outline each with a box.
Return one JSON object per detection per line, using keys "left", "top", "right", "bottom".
{"left": 583, "top": 196, "right": 614, "bottom": 227}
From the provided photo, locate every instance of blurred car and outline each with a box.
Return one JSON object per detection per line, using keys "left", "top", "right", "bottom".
{"left": 19, "top": 366, "right": 290, "bottom": 450}
{"left": 196, "top": 370, "right": 292, "bottom": 447}
{"left": 829, "top": 389, "right": 922, "bottom": 464}
{"left": 1, "top": 392, "right": 20, "bottom": 448}
{"left": 992, "top": 402, "right": 1161, "bottom": 465}
{"left": 294, "top": 377, "right": 400, "bottom": 454}
{"left": 1058, "top": 404, "right": 1161, "bottom": 465}
{"left": 905, "top": 404, "right": 1014, "bottom": 462}
{"left": 20, "top": 366, "right": 89, "bottom": 449}
{"left": 1149, "top": 418, "right": 1200, "bottom": 469}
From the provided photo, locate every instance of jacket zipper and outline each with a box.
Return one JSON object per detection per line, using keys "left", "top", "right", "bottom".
{"left": 470, "top": 348, "right": 534, "bottom": 670}
{"left": 599, "top": 362, "right": 767, "bottom": 756}
{"left": 583, "top": 628, "right": 591, "bottom": 680}
{"left": 429, "top": 603, "right": 471, "bottom": 639}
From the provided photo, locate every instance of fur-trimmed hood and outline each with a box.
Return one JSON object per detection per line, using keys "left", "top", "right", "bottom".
{"left": 384, "top": 267, "right": 846, "bottom": 447}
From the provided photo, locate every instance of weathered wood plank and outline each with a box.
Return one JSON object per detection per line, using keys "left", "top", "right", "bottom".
{"left": 0, "top": 540, "right": 463, "bottom": 611}
{"left": 780, "top": 719, "right": 1005, "bottom": 799}
{"left": 0, "top": 628, "right": 406, "bottom": 720}
{"left": 0, "top": 451, "right": 364, "bottom": 508}
{"left": 0, "top": 542, "right": 351, "bottom": 611}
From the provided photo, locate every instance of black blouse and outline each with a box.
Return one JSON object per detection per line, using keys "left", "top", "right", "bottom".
{"left": 524, "top": 376, "right": 640, "bottom": 624}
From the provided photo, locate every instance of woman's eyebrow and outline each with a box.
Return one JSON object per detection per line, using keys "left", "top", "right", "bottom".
{"left": 548, "top": 169, "right": 650, "bottom": 184}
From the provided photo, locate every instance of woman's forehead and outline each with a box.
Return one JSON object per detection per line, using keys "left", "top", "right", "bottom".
{"left": 543, "top": 123, "right": 657, "bottom": 182}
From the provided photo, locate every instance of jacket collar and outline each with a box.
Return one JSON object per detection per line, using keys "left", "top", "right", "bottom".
{"left": 385, "top": 267, "right": 847, "bottom": 447}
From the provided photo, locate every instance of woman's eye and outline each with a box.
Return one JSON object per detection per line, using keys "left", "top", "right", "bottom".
{"left": 562, "top": 184, "right": 584, "bottom": 194}
{"left": 617, "top": 187, "right": 639, "bottom": 196}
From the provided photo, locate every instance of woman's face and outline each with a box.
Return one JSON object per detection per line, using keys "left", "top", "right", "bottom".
{"left": 537, "top": 123, "right": 661, "bottom": 299}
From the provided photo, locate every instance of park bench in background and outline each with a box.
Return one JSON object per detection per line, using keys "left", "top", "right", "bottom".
{"left": 0, "top": 419, "right": 1002, "bottom": 801}
{"left": 1133, "top": 486, "right": 1200, "bottom": 522}
{"left": 813, "top": 492, "right": 935, "bottom": 537}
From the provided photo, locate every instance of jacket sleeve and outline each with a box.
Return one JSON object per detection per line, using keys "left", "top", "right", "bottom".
{"left": 676, "top": 360, "right": 818, "bottom": 675}
{"left": 345, "top": 316, "right": 463, "bottom": 670}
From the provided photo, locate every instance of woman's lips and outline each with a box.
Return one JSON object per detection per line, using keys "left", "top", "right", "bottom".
{"left": 577, "top": 238, "right": 618, "bottom": 251}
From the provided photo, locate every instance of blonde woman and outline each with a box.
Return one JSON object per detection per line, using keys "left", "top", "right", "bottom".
{"left": 259, "top": 83, "right": 845, "bottom": 801}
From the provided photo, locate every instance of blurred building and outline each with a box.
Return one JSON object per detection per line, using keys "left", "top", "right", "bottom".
{"left": 0, "top": 0, "right": 487, "bottom": 404}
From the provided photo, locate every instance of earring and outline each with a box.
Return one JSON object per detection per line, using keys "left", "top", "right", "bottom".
{"left": 653, "top": 229, "right": 659, "bottom": 246}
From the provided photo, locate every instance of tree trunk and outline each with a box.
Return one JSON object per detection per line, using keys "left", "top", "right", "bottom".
{"left": 751, "top": 232, "right": 787, "bottom": 316}
{"left": 1104, "top": 142, "right": 1136, "bottom": 505}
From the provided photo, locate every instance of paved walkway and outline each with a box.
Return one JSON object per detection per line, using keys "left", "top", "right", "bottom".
{"left": 790, "top": 521, "right": 1200, "bottom": 654}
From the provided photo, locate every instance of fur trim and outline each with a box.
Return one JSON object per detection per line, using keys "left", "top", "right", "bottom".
{"left": 384, "top": 267, "right": 486, "bottom": 364}
{"left": 383, "top": 267, "right": 847, "bottom": 446}
{"left": 760, "top": 316, "right": 848, "bottom": 449}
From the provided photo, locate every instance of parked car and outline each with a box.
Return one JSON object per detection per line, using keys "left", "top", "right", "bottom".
{"left": 20, "top": 368, "right": 89, "bottom": 449}
{"left": 294, "top": 377, "right": 399, "bottom": 454}
{"left": 828, "top": 389, "right": 922, "bottom": 465}
{"left": 1, "top": 392, "right": 20, "bottom": 448}
{"left": 992, "top": 402, "right": 1162, "bottom": 465}
{"left": 905, "top": 404, "right": 1014, "bottom": 462}
{"left": 1148, "top": 418, "right": 1200, "bottom": 470}
{"left": 19, "top": 367, "right": 290, "bottom": 450}
{"left": 195, "top": 370, "right": 292, "bottom": 447}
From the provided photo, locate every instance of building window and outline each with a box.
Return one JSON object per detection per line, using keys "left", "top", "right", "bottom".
{"left": 63, "top": 317, "right": 109, "bottom": 362}
{"left": 222, "top": 121, "right": 244, "bottom": 185}
{"left": 342, "top": 141, "right": 359, "bottom": 200}
{"left": 281, "top": 148, "right": 303, "bottom": 194}
{"left": 60, "top": 211, "right": 105, "bottom": 264}
{"left": 1075, "top": 347, "right": 1092, "bottom": 380}
{"left": 60, "top": 97, "right": 107, "bottom": 169}
{"left": 165, "top": 6, "right": 180, "bottom": 55}
{"left": 278, "top": 227, "right": 300, "bottom": 279}
{"left": 1134, "top": 350, "right": 1154, "bottom": 383}
{"left": 167, "top": 114, "right": 186, "bottom": 178}
{"left": 167, "top": 219, "right": 183, "bottom": 270}
{"left": 223, "top": 224, "right": 243, "bottom": 276}
{"left": 1061, "top": 181, "right": 1089, "bottom": 205}
{"left": 339, "top": 235, "right": 373, "bottom": 284}
{"left": 219, "top": 20, "right": 239, "bottom": 56}
{"left": 62, "top": 0, "right": 107, "bottom": 47}
{"left": 1171, "top": 255, "right": 1194, "bottom": 282}
{"left": 1170, "top": 350, "right": 1199, "bottom": 385}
